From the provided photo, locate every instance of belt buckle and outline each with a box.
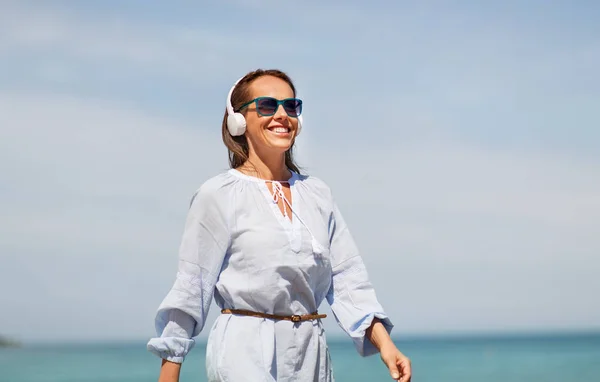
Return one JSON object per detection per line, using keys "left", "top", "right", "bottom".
{"left": 291, "top": 314, "right": 301, "bottom": 322}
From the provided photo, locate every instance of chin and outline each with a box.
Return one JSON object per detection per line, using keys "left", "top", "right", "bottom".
{"left": 269, "top": 140, "right": 293, "bottom": 152}
{"left": 263, "top": 133, "right": 295, "bottom": 152}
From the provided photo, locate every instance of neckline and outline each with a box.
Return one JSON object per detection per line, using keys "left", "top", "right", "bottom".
{"left": 228, "top": 167, "right": 302, "bottom": 250}
{"left": 228, "top": 168, "right": 298, "bottom": 184}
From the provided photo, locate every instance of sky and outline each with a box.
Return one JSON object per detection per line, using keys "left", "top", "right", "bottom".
{"left": 1, "top": 0, "right": 599, "bottom": 344}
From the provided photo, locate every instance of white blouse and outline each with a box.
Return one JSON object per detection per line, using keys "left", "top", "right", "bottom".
{"left": 147, "top": 169, "right": 393, "bottom": 381}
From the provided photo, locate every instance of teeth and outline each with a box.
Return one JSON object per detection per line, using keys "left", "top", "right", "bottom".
{"left": 272, "top": 127, "right": 288, "bottom": 133}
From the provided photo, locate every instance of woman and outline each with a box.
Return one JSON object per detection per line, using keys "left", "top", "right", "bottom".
{"left": 147, "top": 69, "right": 411, "bottom": 381}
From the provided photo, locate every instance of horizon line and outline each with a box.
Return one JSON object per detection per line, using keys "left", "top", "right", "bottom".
{"left": 8, "top": 327, "right": 600, "bottom": 347}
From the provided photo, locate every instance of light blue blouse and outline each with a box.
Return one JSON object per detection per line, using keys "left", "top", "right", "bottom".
{"left": 147, "top": 169, "right": 393, "bottom": 381}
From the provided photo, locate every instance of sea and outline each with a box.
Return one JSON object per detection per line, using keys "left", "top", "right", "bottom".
{"left": 1, "top": 332, "right": 599, "bottom": 382}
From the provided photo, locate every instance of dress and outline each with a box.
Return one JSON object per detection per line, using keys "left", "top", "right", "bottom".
{"left": 147, "top": 169, "right": 393, "bottom": 381}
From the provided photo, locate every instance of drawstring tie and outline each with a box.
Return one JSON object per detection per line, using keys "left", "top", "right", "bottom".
{"left": 270, "top": 181, "right": 290, "bottom": 219}
{"left": 266, "top": 179, "right": 318, "bottom": 246}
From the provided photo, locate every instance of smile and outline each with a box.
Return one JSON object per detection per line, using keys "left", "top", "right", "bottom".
{"left": 268, "top": 127, "right": 290, "bottom": 134}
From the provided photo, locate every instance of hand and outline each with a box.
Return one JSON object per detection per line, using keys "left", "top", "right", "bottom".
{"left": 379, "top": 343, "right": 411, "bottom": 381}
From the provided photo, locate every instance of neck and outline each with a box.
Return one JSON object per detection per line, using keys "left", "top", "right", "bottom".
{"left": 242, "top": 149, "right": 291, "bottom": 181}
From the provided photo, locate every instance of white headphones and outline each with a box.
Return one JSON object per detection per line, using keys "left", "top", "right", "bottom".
{"left": 226, "top": 76, "right": 303, "bottom": 137}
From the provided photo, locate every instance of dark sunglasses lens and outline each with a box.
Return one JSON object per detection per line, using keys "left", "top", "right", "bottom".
{"left": 283, "top": 99, "right": 302, "bottom": 117}
{"left": 256, "top": 98, "right": 278, "bottom": 115}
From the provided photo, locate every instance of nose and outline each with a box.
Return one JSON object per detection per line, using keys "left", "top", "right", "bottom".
{"left": 273, "top": 103, "right": 287, "bottom": 119}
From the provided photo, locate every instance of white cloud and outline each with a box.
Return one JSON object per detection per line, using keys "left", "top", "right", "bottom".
{"left": 0, "top": 91, "right": 227, "bottom": 245}
{"left": 0, "top": 2, "right": 302, "bottom": 86}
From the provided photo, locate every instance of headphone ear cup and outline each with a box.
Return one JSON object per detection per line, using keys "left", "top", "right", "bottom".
{"left": 227, "top": 112, "right": 247, "bottom": 136}
{"left": 296, "top": 115, "right": 303, "bottom": 136}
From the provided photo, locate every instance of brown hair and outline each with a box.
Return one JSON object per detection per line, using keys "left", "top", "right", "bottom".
{"left": 221, "top": 69, "right": 301, "bottom": 174}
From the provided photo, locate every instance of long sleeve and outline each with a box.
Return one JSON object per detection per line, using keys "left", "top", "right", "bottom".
{"left": 147, "top": 182, "right": 230, "bottom": 363}
{"left": 325, "top": 201, "right": 393, "bottom": 357}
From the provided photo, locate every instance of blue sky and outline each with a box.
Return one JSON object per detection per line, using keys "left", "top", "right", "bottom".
{"left": 1, "top": 0, "right": 599, "bottom": 343}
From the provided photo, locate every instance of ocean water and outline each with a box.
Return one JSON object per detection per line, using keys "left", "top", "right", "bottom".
{"left": 2, "top": 332, "right": 599, "bottom": 381}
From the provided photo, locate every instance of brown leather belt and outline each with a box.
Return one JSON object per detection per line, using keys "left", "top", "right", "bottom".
{"left": 221, "top": 309, "right": 327, "bottom": 323}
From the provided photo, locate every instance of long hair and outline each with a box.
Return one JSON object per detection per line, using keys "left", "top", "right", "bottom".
{"left": 221, "top": 69, "right": 301, "bottom": 174}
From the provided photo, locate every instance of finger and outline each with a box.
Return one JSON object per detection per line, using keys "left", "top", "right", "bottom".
{"left": 385, "top": 359, "right": 401, "bottom": 380}
{"left": 398, "top": 358, "right": 412, "bottom": 382}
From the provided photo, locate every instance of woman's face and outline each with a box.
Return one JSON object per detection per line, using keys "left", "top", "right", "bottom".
{"left": 242, "top": 75, "right": 300, "bottom": 157}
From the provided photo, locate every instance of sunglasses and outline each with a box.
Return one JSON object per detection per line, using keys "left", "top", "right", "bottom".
{"left": 238, "top": 97, "right": 303, "bottom": 118}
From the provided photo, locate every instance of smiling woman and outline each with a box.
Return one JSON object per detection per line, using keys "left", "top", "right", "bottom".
{"left": 146, "top": 68, "right": 412, "bottom": 382}
{"left": 222, "top": 69, "right": 303, "bottom": 175}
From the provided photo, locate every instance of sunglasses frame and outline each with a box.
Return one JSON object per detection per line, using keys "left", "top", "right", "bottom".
{"left": 238, "top": 97, "right": 303, "bottom": 118}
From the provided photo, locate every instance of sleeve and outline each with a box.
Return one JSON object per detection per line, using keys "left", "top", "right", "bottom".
{"left": 146, "top": 185, "right": 230, "bottom": 363}
{"left": 325, "top": 201, "right": 394, "bottom": 357}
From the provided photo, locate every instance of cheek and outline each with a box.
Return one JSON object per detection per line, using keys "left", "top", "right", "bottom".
{"left": 244, "top": 115, "right": 268, "bottom": 137}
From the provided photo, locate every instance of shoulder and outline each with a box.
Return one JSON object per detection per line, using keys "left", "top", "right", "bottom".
{"left": 295, "top": 172, "right": 337, "bottom": 207}
{"left": 297, "top": 173, "right": 331, "bottom": 193}
{"left": 189, "top": 170, "right": 237, "bottom": 207}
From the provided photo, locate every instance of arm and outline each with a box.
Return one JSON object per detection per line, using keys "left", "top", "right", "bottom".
{"left": 147, "top": 183, "right": 230, "bottom": 378}
{"left": 325, "top": 201, "right": 394, "bottom": 356}
{"left": 367, "top": 319, "right": 412, "bottom": 381}
{"left": 159, "top": 359, "right": 181, "bottom": 382}
{"left": 366, "top": 318, "right": 395, "bottom": 351}
{"left": 326, "top": 201, "right": 411, "bottom": 380}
